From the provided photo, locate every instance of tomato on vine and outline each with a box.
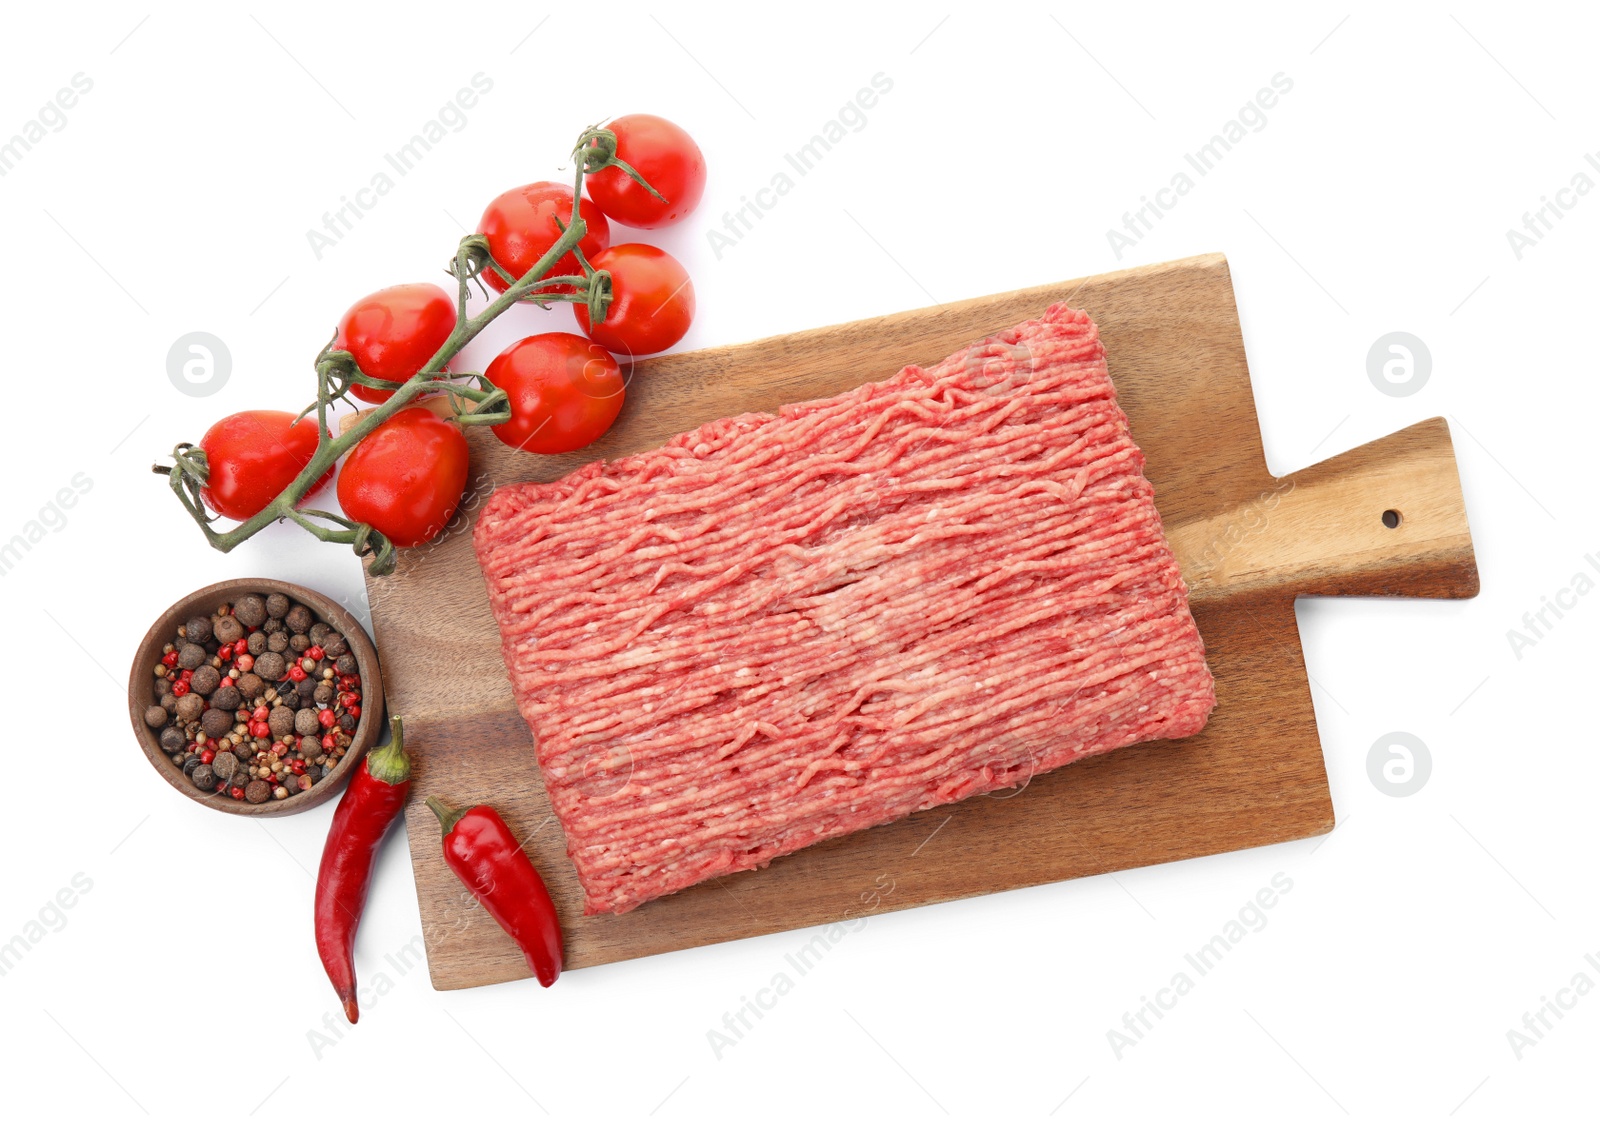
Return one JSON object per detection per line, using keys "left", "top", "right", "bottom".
{"left": 200, "top": 411, "right": 333, "bottom": 521}
{"left": 575, "top": 244, "right": 694, "bottom": 356}
{"left": 336, "top": 407, "right": 469, "bottom": 547}
{"left": 334, "top": 283, "right": 457, "bottom": 403}
{"left": 478, "top": 182, "right": 610, "bottom": 295}
{"left": 486, "top": 333, "right": 626, "bottom": 455}
{"left": 585, "top": 114, "right": 706, "bottom": 229}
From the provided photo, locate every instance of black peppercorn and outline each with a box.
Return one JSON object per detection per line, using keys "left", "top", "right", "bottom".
{"left": 153, "top": 677, "right": 172, "bottom": 699}
{"left": 268, "top": 705, "right": 296, "bottom": 738}
{"left": 159, "top": 727, "right": 185, "bottom": 753}
{"left": 184, "top": 616, "right": 213, "bottom": 645}
{"left": 182, "top": 754, "right": 202, "bottom": 776}
{"left": 322, "top": 633, "right": 347, "bottom": 658}
{"left": 144, "top": 705, "right": 168, "bottom": 728}
{"left": 201, "top": 708, "right": 232, "bottom": 739}
{"left": 210, "top": 685, "right": 242, "bottom": 712}
{"left": 246, "top": 631, "right": 267, "bottom": 656}
{"left": 234, "top": 594, "right": 267, "bottom": 628}
{"left": 298, "top": 735, "right": 322, "bottom": 758}
{"left": 295, "top": 708, "right": 320, "bottom": 737}
{"left": 289, "top": 633, "right": 311, "bottom": 654}
{"left": 285, "top": 604, "right": 313, "bottom": 634}
{"left": 189, "top": 665, "right": 221, "bottom": 697}
{"left": 266, "top": 592, "right": 290, "bottom": 619}
{"left": 212, "top": 749, "right": 239, "bottom": 780}
{"left": 338, "top": 713, "right": 357, "bottom": 732}
{"left": 191, "top": 764, "right": 217, "bottom": 791}
{"left": 244, "top": 780, "right": 271, "bottom": 804}
{"left": 177, "top": 642, "right": 207, "bottom": 671}
{"left": 266, "top": 631, "right": 289, "bottom": 654}
{"left": 335, "top": 654, "right": 358, "bottom": 675}
{"left": 230, "top": 769, "right": 250, "bottom": 791}
{"left": 213, "top": 615, "right": 244, "bottom": 645}
{"left": 236, "top": 673, "right": 266, "bottom": 700}
{"left": 175, "top": 693, "right": 205, "bottom": 723}
{"left": 309, "top": 622, "right": 331, "bottom": 646}
{"left": 314, "top": 682, "right": 335, "bottom": 705}
{"left": 254, "top": 652, "right": 287, "bottom": 682}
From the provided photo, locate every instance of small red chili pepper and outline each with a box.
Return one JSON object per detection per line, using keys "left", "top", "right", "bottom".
{"left": 426, "top": 797, "right": 563, "bottom": 987}
{"left": 315, "top": 717, "right": 412, "bottom": 1024}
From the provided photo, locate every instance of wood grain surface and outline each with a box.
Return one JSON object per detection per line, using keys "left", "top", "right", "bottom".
{"left": 349, "top": 253, "right": 1478, "bottom": 990}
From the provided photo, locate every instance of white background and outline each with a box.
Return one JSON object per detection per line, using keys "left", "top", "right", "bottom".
{"left": 0, "top": 2, "right": 1594, "bottom": 1126}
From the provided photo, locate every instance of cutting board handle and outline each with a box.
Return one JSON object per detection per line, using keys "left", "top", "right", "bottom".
{"left": 1173, "top": 417, "right": 1479, "bottom": 601}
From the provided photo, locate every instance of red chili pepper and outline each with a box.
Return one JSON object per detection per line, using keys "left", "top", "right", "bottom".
{"left": 315, "top": 717, "right": 412, "bottom": 1024}
{"left": 426, "top": 797, "right": 563, "bottom": 987}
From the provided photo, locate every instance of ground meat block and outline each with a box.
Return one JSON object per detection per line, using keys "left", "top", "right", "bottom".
{"left": 474, "top": 304, "right": 1216, "bottom": 915}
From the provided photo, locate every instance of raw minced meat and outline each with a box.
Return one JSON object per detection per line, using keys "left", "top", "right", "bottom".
{"left": 474, "top": 304, "right": 1216, "bottom": 914}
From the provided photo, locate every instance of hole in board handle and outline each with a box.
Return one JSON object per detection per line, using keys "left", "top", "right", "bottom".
{"left": 1381, "top": 509, "right": 1402, "bottom": 529}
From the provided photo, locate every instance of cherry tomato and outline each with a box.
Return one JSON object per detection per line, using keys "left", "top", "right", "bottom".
{"left": 586, "top": 114, "right": 706, "bottom": 229}
{"left": 336, "top": 406, "right": 469, "bottom": 548}
{"left": 199, "top": 410, "right": 333, "bottom": 521}
{"left": 478, "top": 182, "right": 610, "bottom": 295}
{"left": 334, "top": 283, "right": 457, "bottom": 404}
{"left": 575, "top": 244, "right": 695, "bottom": 356}
{"left": 486, "top": 333, "right": 626, "bottom": 455}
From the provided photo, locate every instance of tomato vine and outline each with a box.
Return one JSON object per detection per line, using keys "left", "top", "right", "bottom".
{"left": 154, "top": 124, "right": 650, "bottom": 576}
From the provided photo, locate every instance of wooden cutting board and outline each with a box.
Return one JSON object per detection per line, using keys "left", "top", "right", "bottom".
{"left": 351, "top": 253, "right": 1477, "bottom": 990}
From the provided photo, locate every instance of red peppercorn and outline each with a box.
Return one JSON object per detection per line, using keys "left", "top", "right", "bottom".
{"left": 231, "top": 787, "right": 246, "bottom": 800}
{"left": 200, "top": 750, "right": 215, "bottom": 764}
{"left": 219, "top": 676, "right": 234, "bottom": 687}
{"left": 322, "top": 734, "right": 336, "bottom": 752}
{"left": 348, "top": 706, "right": 361, "bottom": 720}
{"left": 271, "top": 742, "right": 287, "bottom": 756}
{"left": 172, "top": 679, "right": 190, "bottom": 697}
{"left": 306, "top": 645, "right": 325, "bottom": 662}
{"left": 318, "top": 708, "right": 337, "bottom": 729}
{"left": 249, "top": 721, "right": 270, "bottom": 739}
{"left": 162, "top": 650, "right": 179, "bottom": 666}
{"left": 237, "top": 654, "right": 255, "bottom": 672}
{"left": 218, "top": 644, "right": 233, "bottom": 661}
{"left": 252, "top": 705, "right": 270, "bottom": 721}
{"left": 338, "top": 676, "right": 357, "bottom": 691}
{"left": 288, "top": 665, "right": 307, "bottom": 682}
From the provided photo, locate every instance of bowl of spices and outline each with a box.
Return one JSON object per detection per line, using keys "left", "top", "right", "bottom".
{"left": 128, "top": 579, "right": 385, "bottom": 816}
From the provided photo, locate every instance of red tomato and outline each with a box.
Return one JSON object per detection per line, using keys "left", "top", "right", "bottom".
{"left": 336, "top": 407, "right": 469, "bottom": 548}
{"left": 334, "top": 283, "right": 457, "bottom": 403}
{"left": 200, "top": 410, "right": 332, "bottom": 521}
{"left": 586, "top": 114, "right": 706, "bottom": 229}
{"left": 478, "top": 182, "right": 610, "bottom": 295}
{"left": 486, "top": 333, "right": 626, "bottom": 455}
{"left": 575, "top": 244, "right": 695, "bottom": 356}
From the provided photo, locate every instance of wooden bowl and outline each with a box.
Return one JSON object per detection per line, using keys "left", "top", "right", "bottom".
{"left": 128, "top": 578, "right": 385, "bottom": 818}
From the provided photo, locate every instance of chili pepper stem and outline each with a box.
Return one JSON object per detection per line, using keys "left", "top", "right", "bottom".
{"left": 426, "top": 797, "right": 469, "bottom": 837}
{"left": 365, "top": 716, "right": 410, "bottom": 786}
